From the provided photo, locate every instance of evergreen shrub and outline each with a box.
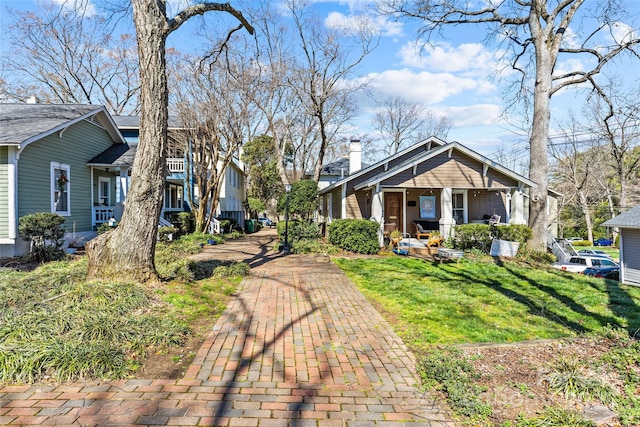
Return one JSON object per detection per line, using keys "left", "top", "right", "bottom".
{"left": 328, "top": 219, "right": 380, "bottom": 254}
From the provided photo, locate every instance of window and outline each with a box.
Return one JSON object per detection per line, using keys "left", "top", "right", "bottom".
{"left": 98, "top": 177, "right": 110, "bottom": 206}
{"left": 452, "top": 191, "right": 466, "bottom": 224}
{"left": 51, "top": 163, "right": 70, "bottom": 216}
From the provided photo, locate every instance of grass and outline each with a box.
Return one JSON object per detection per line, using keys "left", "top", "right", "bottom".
{"left": 334, "top": 253, "right": 640, "bottom": 426}
{"left": 0, "top": 233, "right": 245, "bottom": 383}
{"left": 333, "top": 255, "right": 640, "bottom": 348}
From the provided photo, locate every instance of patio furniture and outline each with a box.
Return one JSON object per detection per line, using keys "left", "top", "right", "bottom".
{"left": 413, "top": 220, "right": 438, "bottom": 240}
{"left": 434, "top": 247, "right": 464, "bottom": 263}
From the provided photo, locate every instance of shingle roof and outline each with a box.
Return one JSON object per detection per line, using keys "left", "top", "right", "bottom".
{"left": 87, "top": 143, "right": 136, "bottom": 167}
{"left": 0, "top": 104, "right": 110, "bottom": 146}
{"left": 602, "top": 205, "right": 640, "bottom": 229}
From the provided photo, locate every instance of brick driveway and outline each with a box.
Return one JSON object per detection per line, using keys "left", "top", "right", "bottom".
{"left": 0, "top": 229, "right": 457, "bottom": 426}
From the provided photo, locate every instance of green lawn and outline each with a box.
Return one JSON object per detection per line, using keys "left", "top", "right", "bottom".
{"left": 333, "top": 255, "right": 640, "bottom": 349}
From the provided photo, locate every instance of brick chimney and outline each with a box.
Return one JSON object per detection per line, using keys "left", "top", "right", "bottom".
{"left": 349, "top": 139, "right": 361, "bottom": 175}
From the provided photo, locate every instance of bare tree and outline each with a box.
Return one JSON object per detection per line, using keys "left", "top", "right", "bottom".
{"left": 86, "top": 0, "right": 253, "bottom": 283}
{"left": 2, "top": 1, "right": 139, "bottom": 114}
{"left": 286, "top": 0, "right": 377, "bottom": 183}
{"left": 384, "top": 0, "right": 640, "bottom": 250}
{"left": 172, "top": 56, "right": 259, "bottom": 233}
{"left": 549, "top": 115, "right": 599, "bottom": 242}
{"left": 373, "top": 96, "right": 451, "bottom": 155}
{"left": 585, "top": 83, "right": 640, "bottom": 214}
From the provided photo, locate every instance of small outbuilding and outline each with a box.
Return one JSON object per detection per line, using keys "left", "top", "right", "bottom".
{"left": 602, "top": 205, "right": 640, "bottom": 286}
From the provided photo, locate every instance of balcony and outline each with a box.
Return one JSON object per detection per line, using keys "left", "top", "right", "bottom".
{"left": 167, "top": 158, "right": 185, "bottom": 173}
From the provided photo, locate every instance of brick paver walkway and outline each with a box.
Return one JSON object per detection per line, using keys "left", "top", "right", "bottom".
{"left": 0, "top": 229, "right": 457, "bottom": 426}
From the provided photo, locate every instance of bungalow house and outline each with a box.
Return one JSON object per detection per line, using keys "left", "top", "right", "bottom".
{"left": 318, "top": 136, "right": 557, "bottom": 245}
{"left": 602, "top": 205, "right": 640, "bottom": 286}
{"left": 0, "top": 103, "right": 127, "bottom": 257}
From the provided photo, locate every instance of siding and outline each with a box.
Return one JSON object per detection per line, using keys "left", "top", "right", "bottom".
{"left": 382, "top": 152, "right": 518, "bottom": 189}
{"left": 345, "top": 190, "right": 369, "bottom": 219}
{"left": 331, "top": 189, "right": 341, "bottom": 219}
{"left": 622, "top": 228, "right": 640, "bottom": 286}
{"left": 0, "top": 147, "right": 8, "bottom": 238}
{"left": 18, "top": 120, "right": 116, "bottom": 233}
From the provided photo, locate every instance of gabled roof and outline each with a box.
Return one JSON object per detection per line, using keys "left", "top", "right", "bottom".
{"left": 318, "top": 136, "right": 536, "bottom": 194}
{"left": 0, "top": 103, "right": 126, "bottom": 148}
{"left": 602, "top": 205, "right": 640, "bottom": 229}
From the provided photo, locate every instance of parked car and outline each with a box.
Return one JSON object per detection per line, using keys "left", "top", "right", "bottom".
{"left": 593, "top": 237, "right": 613, "bottom": 246}
{"left": 581, "top": 266, "right": 620, "bottom": 280}
{"left": 552, "top": 256, "right": 619, "bottom": 273}
{"left": 577, "top": 249, "right": 612, "bottom": 259}
{"left": 257, "top": 217, "right": 276, "bottom": 228}
{"left": 565, "top": 237, "right": 583, "bottom": 242}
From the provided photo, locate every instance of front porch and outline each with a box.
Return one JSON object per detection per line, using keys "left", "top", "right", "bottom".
{"left": 344, "top": 186, "right": 527, "bottom": 246}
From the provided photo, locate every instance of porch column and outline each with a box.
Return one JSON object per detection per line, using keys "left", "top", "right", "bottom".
{"left": 371, "top": 186, "right": 384, "bottom": 246}
{"left": 440, "top": 187, "right": 455, "bottom": 238}
{"left": 341, "top": 183, "right": 347, "bottom": 219}
{"left": 8, "top": 147, "right": 18, "bottom": 239}
{"left": 510, "top": 190, "right": 526, "bottom": 225}
{"left": 116, "top": 167, "right": 130, "bottom": 221}
{"left": 118, "top": 167, "right": 129, "bottom": 202}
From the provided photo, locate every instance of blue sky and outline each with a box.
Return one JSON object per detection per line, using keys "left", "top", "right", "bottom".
{"left": 2, "top": 0, "right": 639, "bottom": 165}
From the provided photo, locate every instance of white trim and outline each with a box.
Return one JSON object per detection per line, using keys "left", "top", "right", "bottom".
{"left": 341, "top": 184, "right": 347, "bottom": 219}
{"left": 0, "top": 238, "right": 15, "bottom": 244}
{"left": 15, "top": 106, "right": 126, "bottom": 152}
{"left": 452, "top": 189, "right": 468, "bottom": 225}
{"left": 8, "top": 147, "right": 18, "bottom": 239}
{"left": 50, "top": 162, "right": 71, "bottom": 216}
{"left": 98, "top": 176, "right": 111, "bottom": 206}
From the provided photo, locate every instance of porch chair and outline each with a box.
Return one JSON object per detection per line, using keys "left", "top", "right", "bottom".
{"left": 488, "top": 214, "right": 501, "bottom": 225}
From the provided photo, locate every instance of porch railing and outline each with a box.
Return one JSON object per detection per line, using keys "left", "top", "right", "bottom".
{"left": 167, "top": 158, "right": 185, "bottom": 173}
{"left": 93, "top": 206, "right": 117, "bottom": 225}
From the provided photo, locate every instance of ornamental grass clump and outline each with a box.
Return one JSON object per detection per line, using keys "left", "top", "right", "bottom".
{"left": 0, "top": 260, "right": 191, "bottom": 383}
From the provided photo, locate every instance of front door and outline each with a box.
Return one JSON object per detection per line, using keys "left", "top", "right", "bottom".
{"left": 384, "top": 192, "right": 403, "bottom": 233}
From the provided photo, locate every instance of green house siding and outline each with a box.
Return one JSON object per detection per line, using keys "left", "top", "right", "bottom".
{"left": 0, "top": 147, "right": 9, "bottom": 239}
{"left": 17, "top": 120, "right": 116, "bottom": 233}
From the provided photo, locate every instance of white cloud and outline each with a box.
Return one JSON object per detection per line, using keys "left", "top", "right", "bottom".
{"left": 398, "top": 41, "right": 499, "bottom": 75}
{"left": 324, "top": 11, "right": 403, "bottom": 37}
{"left": 362, "top": 68, "right": 496, "bottom": 104}
{"left": 610, "top": 22, "right": 638, "bottom": 44}
{"left": 439, "top": 104, "right": 503, "bottom": 128}
{"left": 50, "top": 0, "right": 97, "bottom": 16}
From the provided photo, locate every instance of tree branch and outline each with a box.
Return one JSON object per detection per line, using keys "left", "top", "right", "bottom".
{"left": 167, "top": 2, "right": 254, "bottom": 35}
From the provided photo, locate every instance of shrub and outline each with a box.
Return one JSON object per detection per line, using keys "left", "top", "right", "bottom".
{"left": 212, "top": 262, "right": 250, "bottom": 278}
{"left": 18, "top": 212, "right": 65, "bottom": 248}
{"left": 18, "top": 213, "right": 66, "bottom": 261}
{"left": 276, "top": 219, "right": 321, "bottom": 242}
{"left": 288, "top": 239, "right": 341, "bottom": 255}
{"left": 158, "top": 226, "right": 178, "bottom": 243}
{"left": 572, "top": 240, "right": 592, "bottom": 246}
{"left": 493, "top": 224, "right": 532, "bottom": 245}
{"left": 328, "top": 219, "right": 380, "bottom": 254}
{"left": 452, "top": 224, "right": 493, "bottom": 251}
{"left": 173, "top": 212, "right": 194, "bottom": 235}
{"left": 97, "top": 222, "right": 116, "bottom": 234}
{"left": 216, "top": 218, "right": 237, "bottom": 234}
{"left": 453, "top": 223, "right": 533, "bottom": 252}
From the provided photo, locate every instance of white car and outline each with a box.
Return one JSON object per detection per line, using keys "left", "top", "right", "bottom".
{"left": 577, "top": 249, "right": 612, "bottom": 259}
{"left": 552, "top": 256, "right": 619, "bottom": 273}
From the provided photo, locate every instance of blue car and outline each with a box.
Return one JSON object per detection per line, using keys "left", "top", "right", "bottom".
{"left": 593, "top": 237, "right": 613, "bottom": 246}
{"left": 581, "top": 266, "right": 619, "bottom": 280}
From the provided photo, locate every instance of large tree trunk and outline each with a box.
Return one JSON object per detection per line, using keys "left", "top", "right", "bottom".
{"left": 527, "top": 21, "right": 554, "bottom": 251}
{"left": 86, "top": 0, "right": 168, "bottom": 283}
